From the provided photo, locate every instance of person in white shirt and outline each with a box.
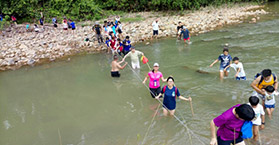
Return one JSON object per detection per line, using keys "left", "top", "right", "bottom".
{"left": 122, "top": 47, "right": 144, "bottom": 69}
{"left": 248, "top": 96, "right": 265, "bottom": 141}
{"left": 224, "top": 57, "right": 246, "bottom": 80}
{"left": 152, "top": 19, "right": 159, "bottom": 39}
{"left": 264, "top": 86, "right": 279, "bottom": 119}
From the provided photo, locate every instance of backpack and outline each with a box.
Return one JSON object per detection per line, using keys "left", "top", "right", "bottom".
{"left": 254, "top": 72, "right": 276, "bottom": 85}
{"left": 162, "top": 86, "right": 178, "bottom": 98}
{"left": 240, "top": 121, "right": 253, "bottom": 139}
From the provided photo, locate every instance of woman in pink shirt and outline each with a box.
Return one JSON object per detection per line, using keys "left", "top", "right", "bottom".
{"left": 143, "top": 63, "right": 166, "bottom": 98}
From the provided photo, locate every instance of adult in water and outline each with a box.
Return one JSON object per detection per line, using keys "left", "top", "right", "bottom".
{"left": 251, "top": 69, "right": 278, "bottom": 108}
{"left": 143, "top": 63, "right": 166, "bottom": 98}
{"left": 210, "top": 104, "right": 255, "bottom": 145}
{"left": 155, "top": 77, "right": 192, "bottom": 116}
{"left": 122, "top": 47, "right": 144, "bottom": 69}
{"left": 111, "top": 55, "right": 128, "bottom": 77}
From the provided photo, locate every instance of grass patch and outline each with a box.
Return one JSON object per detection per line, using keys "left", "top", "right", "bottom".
{"left": 121, "top": 17, "right": 145, "bottom": 23}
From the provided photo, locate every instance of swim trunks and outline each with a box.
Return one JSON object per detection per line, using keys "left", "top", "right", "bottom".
{"left": 111, "top": 71, "right": 120, "bottom": 77}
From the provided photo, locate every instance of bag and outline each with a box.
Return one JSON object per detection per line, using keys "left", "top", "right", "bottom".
{"left": 254, "top": 72, "right": 276, "bottom": 85}
{"left": 141, "top": 56, "right": 149, "bottom": 64}
{"left": 240, "top": 121, "right": 253, "bottom": 139}
{"left": 162, "top": 86, "right": 178, "bottom": 98}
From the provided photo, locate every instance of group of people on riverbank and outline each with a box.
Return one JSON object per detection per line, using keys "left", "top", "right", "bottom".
{"left": 208, "top": 47, "right": 278, "bottom": 144}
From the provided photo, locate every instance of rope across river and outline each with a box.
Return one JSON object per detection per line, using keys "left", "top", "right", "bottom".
{"left": 117, "top": 54, "right": 206, "bottom": 145}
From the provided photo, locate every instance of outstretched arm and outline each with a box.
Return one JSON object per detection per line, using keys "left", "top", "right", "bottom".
{"left": 210, "top": 59, "right": 219, "bottom": 67}
{"left": 117, "top": 62, "right": 128, "bottom": 70}
{"left": 274, "top": 77, "right": 278, "bottom": 91}
{"left": 155, "top": 93, "right": 163, "bottom": 99}
{"left": 178, "top": 96, "right": 192, "bottom": 101}
{"left": 210, "top": 120, "right": 217, "bottom": 145}
{"left": 142, "top": 75, "right": 149, "bottom": 84}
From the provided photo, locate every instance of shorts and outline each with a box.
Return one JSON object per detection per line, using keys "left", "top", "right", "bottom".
{"left": 265, "top": 104, "right": 275, "bottom": 108}
{"left": 72, "top": 28, "right": 76, "bottom": 30}
{"left": 63, "top": 28, "right": 68, "bottom": 30}
{"left": 217, "top": 136, "right": 243, "bottom": 145}
{"left": 123, "top": 50, "right": 130, "bottom": 55}
{"left": 131, "top": 61, "right": 140, "bottom": 69}
{"left": 184, "top": 37, "right": 190, "bottom": 41}
{"left": 118, "top": 29, "right": 122, "bottom": 34}
{"left": 236, "top": 76, "right": 246, "bottom": 80}
{"left": 163, "top": 101, "right": 176, "bottom": 110}
{"left": 150, "top": 87, "right": 161, "bottom": 98}
{"left": 252, "top": 91, "right": 265, "bottom": 100}
{"left": 219, "top": 66, "right": 230, "bottom": 72}
{"left": 153, "top": 30, "right": 158, "bottom": 35}
{"left": 111, "top": 71, "right": 120, "bottom": 77}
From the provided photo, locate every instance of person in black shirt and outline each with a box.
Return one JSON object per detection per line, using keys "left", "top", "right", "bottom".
{"left": 93, "top": 22, "right": 103, "bottom": 43}
{"left": 177, "top": 21, "right": 184, "bottom": 40}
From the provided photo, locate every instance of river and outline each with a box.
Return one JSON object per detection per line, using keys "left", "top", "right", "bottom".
{"left": 1, "top": 2, "right": 279, "bottom": 145}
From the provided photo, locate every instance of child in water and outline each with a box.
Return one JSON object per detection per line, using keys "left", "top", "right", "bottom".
{"left": 210, "top": 48, "right": 232, "bottom": 80}
{"left": 248, "top": 96, "right": 265, "bottom": 141}
{"left": 224, "top": 57, "right": 246, "bottom": 80}
{"left": 264, "top": 86, "right": 279, "bottom": 119}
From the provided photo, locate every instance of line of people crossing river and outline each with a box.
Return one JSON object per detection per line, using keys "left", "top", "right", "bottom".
{"left": 110, "top": 41, "right": 278, "bottom": 144}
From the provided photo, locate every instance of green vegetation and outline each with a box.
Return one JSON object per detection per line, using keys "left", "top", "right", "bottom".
{"left": 0, "top": 0, "right": 268, "bottom": 24}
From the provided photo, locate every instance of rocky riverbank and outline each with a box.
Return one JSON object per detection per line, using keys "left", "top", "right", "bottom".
{"left": 0, "top": 4, "right": 268, "bottom": 71}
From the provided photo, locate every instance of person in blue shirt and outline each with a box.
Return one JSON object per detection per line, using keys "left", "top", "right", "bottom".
{"left": 105, "top": 37, "right": 111, "bottom": 53}
{"left": 180, "top": 26, "right": 191, "bottom": 44}
{"left": 39, "top": 17, "right": 44, "bottom": 26}
{"left": 155, "top": 77, "right": 192, "bottom": 116}
{"left": 0, "top": 14, "right": 3, "bottom": 21}
{"left": 123, "top": 36, "right": 131, "bottom": 55}
{"left": 69, "top": 19, "right": 76, "bottom": 34}
{"left": 210, "top": 48, "right": 232, "bottom": 80}
{"left": 52, "top": 17, "right": 58, "bottom": 28}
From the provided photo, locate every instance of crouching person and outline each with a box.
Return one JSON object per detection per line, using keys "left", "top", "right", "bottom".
{"left": 210, "top": 104, "right": 255, "bottom": 145}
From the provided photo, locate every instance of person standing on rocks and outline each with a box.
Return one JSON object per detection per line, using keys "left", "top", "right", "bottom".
{"left": 111, "top": 55, "right": 128, "bottom": 77}
{"left": 152, "top": 19, "right": 159, "bottom": 40}
{"left": 180, "top": 26, "right": 191, "bottom": 44}
{"left": 11, "top": 16, "right": 17, "bottom": 25}
{"left": 52, "top": 17, "right": 58, "bottom": 28}
{"left": 122, "top": 47, "right": 144, "bottom": 69}
{"left": 62, "top": 18, "right": 68, "bottom": 33}
{"left": 69, "top": 19, "right": 76, "bottom": 34}
{"left": 93, "top": 22, "right": 103, "bottom": 44}
{"left": 117, "top": 21, "right": 123, "bottom": 39}
{"left": 39, "top": 16, "right": 44, "bottom": 26}
{"left": 177, "top": 21, "right": 184, "bottom": 40}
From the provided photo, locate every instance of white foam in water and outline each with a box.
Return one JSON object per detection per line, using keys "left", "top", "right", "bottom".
{"left": 31, "top": 103, "right": 35, "bottom": 115}
{"left": 15, "top": 108, "right": 26, "bottom": 123}
{"left": 3, "top": 120, "right": 11, "bottom": 130}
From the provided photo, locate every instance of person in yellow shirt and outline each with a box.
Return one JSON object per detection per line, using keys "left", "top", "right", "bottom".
{"left": 251, "top": 69, "right": 278, "bottom": 108}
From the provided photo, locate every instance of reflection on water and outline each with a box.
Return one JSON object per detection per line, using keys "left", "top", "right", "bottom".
{"left": 1, "top": 2, "right": 279, "bottom": 145}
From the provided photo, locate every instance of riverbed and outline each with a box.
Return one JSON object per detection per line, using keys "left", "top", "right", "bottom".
{"left": 1, "top": 2, "right": 279, "bottom": 145}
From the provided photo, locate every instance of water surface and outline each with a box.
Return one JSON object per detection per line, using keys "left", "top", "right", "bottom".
{"left": 1, "top": 2, "right": 279, "bottom": 145}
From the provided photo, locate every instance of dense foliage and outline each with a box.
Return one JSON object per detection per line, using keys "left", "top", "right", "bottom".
{"left": 0, "top": 0, "right": 267, "bottom": 23}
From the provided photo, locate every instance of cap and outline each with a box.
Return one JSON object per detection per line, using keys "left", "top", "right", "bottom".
{"left": 153, "top": 63, "right": 159, "bottom": 67}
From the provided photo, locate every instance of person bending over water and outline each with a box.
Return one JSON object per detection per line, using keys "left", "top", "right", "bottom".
{"left": 143, "top": 63, "right": 166, "bottom": 98}
{"left": 210, "top": 48, "right": 232, "bottom": 80}
{"left": 210, "top": 104, "right": 255, "bottom": 145}
{"left": 155, "top": 77, "right": 192, "bottom": 116}
{"left": 251, "top": 69, "right": 278, "bottom": 108}
{"left": 224, "top": 57, "right": 246, "bottom": 80}
{"left": 111, "top": 55, "right": 127, "bottom": 77}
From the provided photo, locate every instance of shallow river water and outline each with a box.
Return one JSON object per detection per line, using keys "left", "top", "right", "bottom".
{"left": 1, "top": 2, "right": 279, "bottom": 145}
